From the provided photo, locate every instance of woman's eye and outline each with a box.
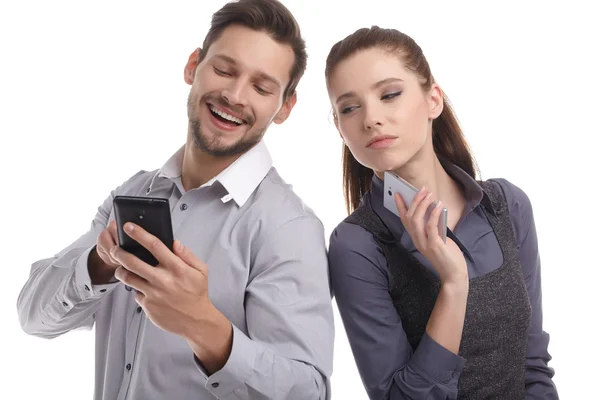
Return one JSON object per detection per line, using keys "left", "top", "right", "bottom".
{"left": 340, "top": 106, "right": 357, "bottom": 114}
{"left": 381, "top": 91, "right": 402, "bottom": 100}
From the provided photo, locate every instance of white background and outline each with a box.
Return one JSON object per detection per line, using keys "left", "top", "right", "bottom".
{"left": 1, "top": 0, "right": 598, "bottom": 398}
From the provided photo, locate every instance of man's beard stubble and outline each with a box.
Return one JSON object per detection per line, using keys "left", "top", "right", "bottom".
{"left": 187, "top": 92, "right": 267, "bottom": 158}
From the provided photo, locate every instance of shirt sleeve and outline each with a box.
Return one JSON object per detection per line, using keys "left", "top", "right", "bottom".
{"left": 16, "top": 173, "right": 144, "bottom": 338}
{"left": 328, "top": 221, "right": 465, "bottom": 400}
{"left": 194, "top": 216, "right": 334, "bottom": 400}
{"left": 494, "top": 178, "right": 559, "bottom": 399}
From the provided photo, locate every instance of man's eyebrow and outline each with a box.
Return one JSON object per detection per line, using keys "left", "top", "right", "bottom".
{"left": 256, "top": 72, "right": 281, "bottom": 89}
{"left": 213, "top": 54, "right": 281, "bottom": 89}
{"left": 335, "top": 77, "right": 404, "bottom": 104}
{"left": 213, "top": 54, "right": 237, "bottom": 65}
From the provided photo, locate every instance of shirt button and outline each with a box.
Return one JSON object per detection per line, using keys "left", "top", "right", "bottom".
{"left": 84, "top": 285, "right": 90, "bottom": 291}
{"left": 211, "top": 383, "right": 219, "bottom": 388}
{"left": 126, "top": 363, "right": 132, "bottom": 371}
{"left": 62, "top": 301, "right": 68, "bottom": 307}
{"left": 180, "top": 203, "right": 188, "bottom": 211}
{"left": 136, "top": 306, "right": 142, "bottom": 313}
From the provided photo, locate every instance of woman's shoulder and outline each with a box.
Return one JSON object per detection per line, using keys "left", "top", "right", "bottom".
{"left": 483, "top": 178, "right": 535, "bottom": 244}
{"left": 329, "top": 219, "right": 375, "bottom": 251}
{"left": 483, "top": 177, "right": 533, "bottom": 214}
{"left": 328, "top": 217, "right": 390, "bottom": 279}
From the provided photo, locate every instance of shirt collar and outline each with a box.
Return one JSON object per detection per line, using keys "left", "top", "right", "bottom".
{"left": 440, "top": 160, "right": 495, "bottom": 215}
{"left": 155, "top": 140, "right": 273, "bottom": 207}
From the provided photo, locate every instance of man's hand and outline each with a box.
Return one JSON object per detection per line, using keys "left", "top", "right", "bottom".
{"left": 110, "top": 222, "right": 233, "bottom": 373}
{"left": 89, "top": 220, "right": 121, "bottom": 284}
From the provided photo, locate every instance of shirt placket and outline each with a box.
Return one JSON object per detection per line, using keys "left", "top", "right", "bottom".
{"left": 171, "top": 191, "right": 201, "bottom": 233}
{"left": 116, "top": 292, "right": 146, "bottom": 400}
{"left": 116, "top": 187, "right": 198, "bottom": 399}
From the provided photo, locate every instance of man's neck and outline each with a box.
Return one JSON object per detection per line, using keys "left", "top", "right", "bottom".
{"left": 180, "top": 142, "right": 242, "bottom": 192}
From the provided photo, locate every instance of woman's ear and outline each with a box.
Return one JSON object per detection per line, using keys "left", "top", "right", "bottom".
{"left": 333, "top": 112, "right": 345, "bottom": 142}
{"left": 428, "top": 83, "right": 444, "bottom": 119}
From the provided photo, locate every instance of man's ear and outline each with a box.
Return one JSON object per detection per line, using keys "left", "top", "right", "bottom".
{"left": 273, "top": 91, "right": 297, "bottom": 124}
{"left": 428, "top": 83, "right": 444, "bottom": 120}
{"left": 184, "top": 48, "right": 202, "bottom": 85}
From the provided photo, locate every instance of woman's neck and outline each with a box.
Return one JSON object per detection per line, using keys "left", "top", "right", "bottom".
{"left": 379, "top": 150, "right": 466, "bottom": 230}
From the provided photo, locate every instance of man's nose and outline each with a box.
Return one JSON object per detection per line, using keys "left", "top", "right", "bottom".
{"left": 221, "top": 80, "right": 248, "bottom": 107}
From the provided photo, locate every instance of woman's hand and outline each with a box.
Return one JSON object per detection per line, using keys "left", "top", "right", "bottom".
{"left": 394, "top": 187, "right": 468, "bottom": 286}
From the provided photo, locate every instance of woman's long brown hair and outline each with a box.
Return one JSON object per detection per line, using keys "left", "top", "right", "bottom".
{"left": 325, "top": 26, "right": 479, "bottom": 214}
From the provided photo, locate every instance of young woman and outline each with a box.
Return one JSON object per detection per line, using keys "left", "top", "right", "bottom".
{"left": 325, "top": 26, "right": 558, "bottom": 399}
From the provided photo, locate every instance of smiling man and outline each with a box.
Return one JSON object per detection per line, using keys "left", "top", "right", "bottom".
{"left": 16, "top": 1, "right": 334, "bottom": 399}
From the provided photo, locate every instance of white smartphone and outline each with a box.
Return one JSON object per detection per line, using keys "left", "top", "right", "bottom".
{"left": 383, "top": 171, "right": 448, "bottom": 243}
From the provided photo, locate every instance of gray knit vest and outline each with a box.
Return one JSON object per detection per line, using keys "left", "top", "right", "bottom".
{"left": 344, "top": 180, "right": 532, "bottom": 399}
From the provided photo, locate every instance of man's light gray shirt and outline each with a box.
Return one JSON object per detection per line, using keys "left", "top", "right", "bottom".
{"left": 17, "top": 141, "right": 335, "bottom": 400}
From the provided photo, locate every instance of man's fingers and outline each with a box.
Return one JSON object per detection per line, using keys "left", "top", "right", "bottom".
{"left": 111, "top": 246, "right": 160, "bottom": 284}
{"left": 134, "top": 290, "right": 146, "bottom": 306}
{"left": 114, "top": 266, "right": 151, "bottom": 294}
{"left": 173, "top": 240, "right": 207, "bottom": 275}
{"left": 108, "top": 220, "right": 119, "bottom": 242}
{"left": 123, "top": 223, "right": 183, "bottom": 273}
{"left": 120, "top": 224, "right": 207, "bottom": 277}
{"left": 98, "top": 229, "right": 120, "bottom": 266}
{"left": 106, "top": 221, "right": 121, "bottom": 264}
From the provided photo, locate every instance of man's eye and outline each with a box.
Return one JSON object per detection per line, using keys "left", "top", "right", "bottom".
{"left": 255, "top": 86, "right": 272, "bottom": 96}
{"left": 214, "top": 68, "right": 231, "bottom": 77}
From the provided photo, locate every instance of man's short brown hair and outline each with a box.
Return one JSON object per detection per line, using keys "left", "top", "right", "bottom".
{"left": 200, "top": 0, "right": 307, "bottom": 100}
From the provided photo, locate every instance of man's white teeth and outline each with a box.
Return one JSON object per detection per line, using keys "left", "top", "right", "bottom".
{"left": 210, "top": 105, "right": 243, "bottom": 124}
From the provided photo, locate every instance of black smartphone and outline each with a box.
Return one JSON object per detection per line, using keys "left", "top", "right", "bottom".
{"left": 113, "top": 195, "right": 174, "bottom": 266}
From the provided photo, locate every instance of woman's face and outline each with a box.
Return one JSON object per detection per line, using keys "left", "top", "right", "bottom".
{"left": 328, "top": 47, "right": 442, "bottom": 174}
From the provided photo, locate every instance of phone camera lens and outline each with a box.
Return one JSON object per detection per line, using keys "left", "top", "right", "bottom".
{"left": 388, "top": 190, "right": 392, "bottom": 196}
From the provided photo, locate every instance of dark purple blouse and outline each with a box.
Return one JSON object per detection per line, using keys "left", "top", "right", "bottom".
{"left": 328, "top": 163, "right": 558, "bottom": 399}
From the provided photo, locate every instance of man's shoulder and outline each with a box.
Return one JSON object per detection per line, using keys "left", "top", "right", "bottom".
{"left": 239, "top": 167, "right": 327, "bottom": 265}
{"left": 245, "top": 167, "right": 322, "bottom": 229}
{"left": 112, "top": 169, "right": 159, "bottom": 197}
